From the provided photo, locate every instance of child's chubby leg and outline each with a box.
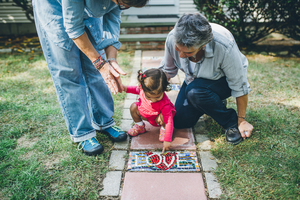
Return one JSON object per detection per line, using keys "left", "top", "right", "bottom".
{"left": 127, "top": 103, "right": 146, "bottom": 136}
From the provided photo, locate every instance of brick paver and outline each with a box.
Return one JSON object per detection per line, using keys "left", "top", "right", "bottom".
{"left": 101, "top": 50, "right": 223, "bottom": 199}
{"left": 120, "top": 119, "right": 134, "bottom": 134}
{"left": 121, "top": 173, "right": 207, "bottom": 200}
{"left": 199, "top": 151, "right": 218, "bottom": 172}
{"left": 122, "top": 108, "right": 132, "bottom": 120}
{"left": 205, "top": 173, "right": 223, "bottom": 198}
{"left": 194, "top": 118, "right": 206, "bottom": 133}
{"left": 109, "top": 150, "right": 127, "bottom": 170}
{"left": 196, "top": 134, "right": 215, "bottom": 150}
{"left": 142, "top": 50, "right": 165, "bottom": 58}
{"left": 126, "top": 93, "right": 137, "bottom": 100}
{"left": 100, "top": 171, "right": 122, "bottom": 196}
{"left": 123, "top": 99, "right": 136, "bottom": 109}
{"left": 130, "top": 121, "right": 196, "bottom": 150}
{"left": 113, "top": 136, "right": 130, "bottom": 150}
{"left": 166, "top": 90, "right": 179, "bottom": 104}
{"left": 142, "top": 50, "right": 164, "bottom": 70}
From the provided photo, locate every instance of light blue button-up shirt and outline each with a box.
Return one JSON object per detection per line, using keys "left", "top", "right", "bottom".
{"left": 160, "top": 23, "right": 251, "bottom": 98}
{"left": 33, "top": 0, "right": 122, "bottom": 51}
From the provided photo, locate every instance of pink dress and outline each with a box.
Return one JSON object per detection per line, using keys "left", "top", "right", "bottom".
{"left": 126, "top": 86, "right": 176, "bottom": 142}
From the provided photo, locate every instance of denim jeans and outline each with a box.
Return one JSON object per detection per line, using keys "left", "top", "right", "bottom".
{"left": 174, "top": 77, "right": 238, "bottom": 129}
{"left": 34, "top": 13, "right": 115, "bottom": 142}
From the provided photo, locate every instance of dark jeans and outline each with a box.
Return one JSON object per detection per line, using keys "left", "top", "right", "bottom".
{"left": 174, "top": 77, "right": 238, "bottom": 129}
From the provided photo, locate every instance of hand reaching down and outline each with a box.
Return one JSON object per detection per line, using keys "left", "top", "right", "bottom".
{"left": 98, "top": 61, "right": 126, "bottom": 94}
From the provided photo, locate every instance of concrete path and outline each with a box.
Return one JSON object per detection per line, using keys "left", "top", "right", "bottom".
{"left": 100, "top": 50, "right": 223, "bottom": 199}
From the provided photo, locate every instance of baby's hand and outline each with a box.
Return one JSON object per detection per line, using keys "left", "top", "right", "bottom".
{"left": 162, "top": 141, "right": 171, "bottom": 153}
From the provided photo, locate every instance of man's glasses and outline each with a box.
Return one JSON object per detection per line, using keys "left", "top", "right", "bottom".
{"left": 116, "top": 0, "right": 130, "bottom": 10}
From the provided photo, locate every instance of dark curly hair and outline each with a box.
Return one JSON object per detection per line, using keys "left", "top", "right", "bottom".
{"left": 137, "top": 68, "right": 170, "bottom": 95}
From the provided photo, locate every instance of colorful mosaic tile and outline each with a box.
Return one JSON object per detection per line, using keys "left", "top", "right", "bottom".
{"left": 128, "top": 151, "right": 200, "bottom": 172}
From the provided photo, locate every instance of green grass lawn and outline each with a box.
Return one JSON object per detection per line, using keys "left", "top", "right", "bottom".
{"left": 207, "top": 55, "right": 300, "bottom": 199}
{"left": 0, "top": 52, "right": 299, "bottom": 199}
{"left": 0, "top": 51, "right": 133, "bottom": 199}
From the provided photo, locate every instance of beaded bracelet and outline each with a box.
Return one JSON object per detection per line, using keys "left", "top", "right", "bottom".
{"left": 92, "top": 56, "right": 107, "bottom": 70}
{"left": 92, "top": 55, "right": 102, "bottom": 65}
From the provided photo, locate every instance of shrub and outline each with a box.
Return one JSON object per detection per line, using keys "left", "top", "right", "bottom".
{"left": 194, "top": 0, "right": 300, "bottom": 47}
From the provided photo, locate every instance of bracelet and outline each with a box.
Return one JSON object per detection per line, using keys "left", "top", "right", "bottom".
{"left": 238, "top": 116, "right": 245, "bottom": 119}
{"left": 92, "top": 56, "right": 107, "bottom": 70}
{"left": 107, "top": 58, "right": 117, "bottom": 62}
{"left": 92, "top": 55, "right": 102, "bottom": 65}
{"left": 95, "top": 59, "right": 107, "bottom": 70}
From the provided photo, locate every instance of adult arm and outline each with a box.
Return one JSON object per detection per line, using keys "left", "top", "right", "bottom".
{"left": 236, "top": 94, "right": 253, "bottom": 138}
{"left": 62, "top": 0, "right": 96, "bottom": 60}
{"left": 101, "top": 7, "right": 126, "bottom": 92}
{"left": 102, "top": 6, "right": 122, "bottom": 50}
{"left": 159, "top": 32, "right": 179, "bottom": 79}
{"left": 72, "top": 33, "right": 124, "bottom": 94}
{"left": 62, "top": 0, "right": 125, "bottom": 94}
{"left": 221, "top": 42, "right": 250, "bottom": 98}
{"left": 221, "top": 41, "right": 253, "bottom": 138}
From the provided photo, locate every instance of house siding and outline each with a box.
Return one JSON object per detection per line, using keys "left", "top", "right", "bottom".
{"left": 0, "top": 0, "right": 199, "bottom": 36}
{"left": 0, "top": 0, "right": 32, "bottom": 23}
{"left": 179, "top": 0, "right": 198, "bottom": 16}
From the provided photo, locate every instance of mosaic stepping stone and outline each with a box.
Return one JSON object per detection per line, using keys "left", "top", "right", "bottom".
{"left": 127, "top": 151, "right": 200, "bottom": 172}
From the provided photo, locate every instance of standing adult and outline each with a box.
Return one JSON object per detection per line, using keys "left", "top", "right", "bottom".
{"left": 32, "top": 0, "right": 148, "bottom": 155}
{"left": 159, "top": 13, "right": 254, "bottom": 144}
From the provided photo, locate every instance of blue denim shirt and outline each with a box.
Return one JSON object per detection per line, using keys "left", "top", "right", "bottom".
{"left": 32, "top": 0, "right": 122, "bottom": 51}
{"left": 160, "top": 23, "right": 251, "bottom": 98}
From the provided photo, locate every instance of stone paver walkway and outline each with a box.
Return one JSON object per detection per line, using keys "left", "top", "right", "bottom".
{"left": 100, "top": 50, "right": 222, "bottom": 199}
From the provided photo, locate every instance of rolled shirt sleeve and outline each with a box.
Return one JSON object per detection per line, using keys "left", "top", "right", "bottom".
{"left": 159, "top": 31, "right": 179, "bottom": 79}
{"left": 221, "top": 43, "right": 250, "bottom": 98}
{"left": 62, "top": 0, "right": 86, "bottom": 39}
{"left": 62, "top": 0, "right": 122, "bottom": 50}
{"left": 101, "top": 7, "right": 122, "bottom": 50}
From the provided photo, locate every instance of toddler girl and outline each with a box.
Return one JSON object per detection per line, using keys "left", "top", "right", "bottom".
{"left": 124, "top": 68, "right": 176, "bottom": 151}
